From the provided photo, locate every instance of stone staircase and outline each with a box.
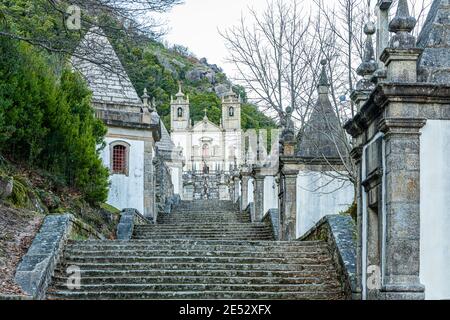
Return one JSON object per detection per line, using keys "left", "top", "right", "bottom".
{"left": 47, "top": 200, "right": 345, "bottom": 300}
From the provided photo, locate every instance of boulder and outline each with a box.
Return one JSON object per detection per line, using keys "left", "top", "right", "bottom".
{"left": 186, "top": 68, "right": 203, "bottom": 82}
{"left": 205, "top": 71, "right": 217, "bottom": 84}
{"left": 215, "top": 84, "right": 230, "bottom": 97}
{"left": 0, "top": 176, "right": 13, "bottom": 200}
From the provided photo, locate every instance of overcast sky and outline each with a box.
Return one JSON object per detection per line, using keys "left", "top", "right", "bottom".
{"left": 159, "top": 0, "right": 276, "bottom": 76}
{"left": 159, "top": 0, "right": 431, "bottom": 77}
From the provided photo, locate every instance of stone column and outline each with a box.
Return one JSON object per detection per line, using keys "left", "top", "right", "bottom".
{"left": 379, "top": 119, "right": 426, "bottom": 300}
{"left": 252, "top": 172, "right": 266, "bottom": 222}
{"left": 280, "top": 170, "right": 298, "bottom": 241}
{"left": 351, "top": 147, "right": 364, "bottom": 300}
{"left": 377, "top": 0, "right": 425, "bottom": 299}
{"left": 240, "top": 172, "right": 251, "bottom": 212}
{"left": 143, "top": 139, "right": 155, "bottom": 219}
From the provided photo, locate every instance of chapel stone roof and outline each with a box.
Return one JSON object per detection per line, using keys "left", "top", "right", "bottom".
{"left": 417, "top": 0, "right": 450, "bottom": 83}
{"left": 72, "top": 27, "right": 142, "bottom": 106}
{"left": 157, "top": 122, "right": 176, "bottom": 153}
{"left": 296, "top": 61, "right": 346, "bottom": 160}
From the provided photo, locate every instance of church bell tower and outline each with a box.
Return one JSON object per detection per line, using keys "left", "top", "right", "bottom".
{"left": 222, "top": 87, "right": 241, "bottom": 131}
{"left": 171, "top": 84, "right": 190, "bottom": 131}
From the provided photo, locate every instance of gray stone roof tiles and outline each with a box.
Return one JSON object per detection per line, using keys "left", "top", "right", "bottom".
{"left": 296, "top": 64, "right": 346, "bottom": 160}
{"left": 72, "top": 27, "right": 142, "bottom": 106}
{"left": 417, "top": 0, "right": 450, "bottom": 83}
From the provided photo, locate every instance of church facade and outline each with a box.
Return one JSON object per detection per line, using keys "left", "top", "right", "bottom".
{"left": 170, "top": 87, "right": 243, "bottom": 174}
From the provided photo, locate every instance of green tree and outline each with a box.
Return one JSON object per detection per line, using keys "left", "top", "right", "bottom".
{"left": 0, "top": 39, "right": 109, "bottom": 203}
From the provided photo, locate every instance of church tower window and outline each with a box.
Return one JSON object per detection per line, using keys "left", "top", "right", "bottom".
{"left": 229, "top": 107, "right": 235, "bottom": 117}
{"left": 177, "top": 107, "right": 183, "bottom": 118}
{"left": 110, "top": 141, "right": 130, "bottom": 175}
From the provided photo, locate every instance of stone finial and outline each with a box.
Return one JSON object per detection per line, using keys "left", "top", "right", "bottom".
{"left": 141, "top": 88, "right": 149, "bottom": 106}
{"left": 318, "top": 59, "right": 329, "bottom": 87}
{"left": 356, "top": 22, "right": 377, "bottom": 91}
{"left": 150, "top": 96, "right": 156, "bottom": 112}
{"left": 176, "top": 82, "right": 184, "bottom": 97}
{"left": 389, "top": 0, "right": 417, "bottom": 48}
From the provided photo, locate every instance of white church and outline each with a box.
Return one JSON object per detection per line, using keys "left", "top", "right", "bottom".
{"left": 170, "top": 86, "right": 243, "bottom": 174}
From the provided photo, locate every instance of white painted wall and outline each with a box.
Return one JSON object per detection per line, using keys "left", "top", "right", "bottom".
{"left": 248, "top": 178, "right": 254, "bottom": 204}
{"left": 101, "top": 137, "right": 145, "bottom": 214}
{"left": 296, "top": 171, "right": 354, "bottom": 238}
{"left": 264, "top": 176, "right": 278, "bottom": 214}
{"left": 420, "top": 120, "right": 450, "bottom": 300}
{"left": 171, "top": 166, "right": 181, "bottom": 195}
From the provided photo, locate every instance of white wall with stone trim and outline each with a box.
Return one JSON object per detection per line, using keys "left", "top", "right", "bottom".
{"left": 296, "top": 171, "right": 354, "bottom": 238}
{"left": 420, "top": 120, "right": 450, "bottom": 300}
{"left": 101, "top": 137, "right": 145, "bottom": 214}
{"left": 264, "top": 176, "right": 278, "bottom": 214}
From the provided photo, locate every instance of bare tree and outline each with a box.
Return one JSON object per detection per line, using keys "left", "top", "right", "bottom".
{"left": 222, "top": 0, "right": 357, "bottom": 178}
{"left": 0, "top": 0, "right": 182, "bottom": 61}
{"left": 221, "top": 0, "right": 320, "bottom": 130}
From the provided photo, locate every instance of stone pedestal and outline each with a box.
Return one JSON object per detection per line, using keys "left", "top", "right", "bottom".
{"left": 252, "top": 173, "right": 265, "bottom": 223}
{"left": 279, "top": 169, "right": 298, "bottom": 241}
{"left": 240, "top": 171, "right": 251, "bottom": 212}
{"left": 381, "top": 49, "right": 421, "bottom": 83}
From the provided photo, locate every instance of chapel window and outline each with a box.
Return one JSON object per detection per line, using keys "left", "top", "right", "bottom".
{"left": 177, "top": 107, "right": 183, "bottom": 118}
{"left": 110, "top": 142, "right": 130, "bottom": 175}
{"left": 202, "top": 144, "right": 210, "bottom": 158}
{"left": 229, "top": 107, "right": 235, "bottom": 117}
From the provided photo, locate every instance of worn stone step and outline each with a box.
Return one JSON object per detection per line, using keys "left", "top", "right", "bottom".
{"left": 66, "top": 239, "right": 328, "bottom": 249}
{"left": 132, "top": 235, "right": 274, "bottom": 240}
{"left": 134, "top": 229, "right": 271, "bottom": 234}
{"left": 132, "top": 233, "right": 274, "bottom": 238}
{"left": 47, "top": 290, "right": 344, "bottom": 300}
{"left": 157, "top": 219, "right": 250, "bottom": 224}
{"left": 57, "top": 262, "right": 334, "bottom": 272}
{"left": 135, "top": 223, "right": 268, "bottom": 230}
{"left": 159, "top": 214, "right": 246, "bottom": 218}
{"left": 50, "top": 283, "right": 341, "bottom": 293}
{"left": 156, "top": 221, "right": 251, "bottom": 225}
{"left": 132, "top": 232, "right": 273, "bottom": 237}
{"left": 53, "top": 268, "right": 338, "bottom": 279}
{"left": 65, "top": 246, "right": 327, "bottom": 254}
{"left": 63, "top": 256, "right": 331, "bottom": 265}
{"left": 64, "top": 249, "right": 329, "bottom": 258}
{"left": 132, "top": 236, "right": 275, "bottom": 241}
{"left": 51, "top": 275, "right": 336, "bottom": 286}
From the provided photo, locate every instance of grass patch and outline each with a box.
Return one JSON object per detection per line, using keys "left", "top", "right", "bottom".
{"left": 100, "top": 203, "right": 121, "bottom": 215}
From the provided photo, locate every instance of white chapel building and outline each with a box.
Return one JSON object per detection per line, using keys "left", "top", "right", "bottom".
{"left": 170, "top": 86, "right": 243, "bottom": 173}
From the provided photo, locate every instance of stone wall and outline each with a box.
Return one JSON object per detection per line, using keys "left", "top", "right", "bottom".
{"left": 299, "top": 215, "right": 357, "bottom": 300}
{"left": 154, "top": 154, "right": 175, "bottom": 216}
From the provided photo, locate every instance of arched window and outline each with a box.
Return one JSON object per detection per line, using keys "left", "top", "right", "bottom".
{"left": 229, "top": 107, "right": 235, "bottom": 117}
{"left": 110, "top": 141, "right": 130, "bottom": 176}
{"left": 177, "top": 107, "right": 183, "bottom": 118}
{"left": 202, "top": 144, "right": 210, "bottom": 158}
